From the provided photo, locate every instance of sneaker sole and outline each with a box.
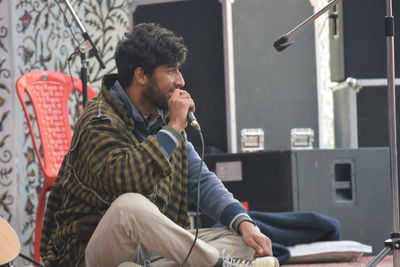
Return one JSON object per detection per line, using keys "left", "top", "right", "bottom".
{"left": 252, "top": 256, "right": 280, "bottom": 267}
{"left": 117, "top": 262, "right": 142, "bottom": 267}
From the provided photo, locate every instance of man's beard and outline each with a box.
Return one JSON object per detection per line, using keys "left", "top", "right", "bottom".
{"left": 146, "top": 78, "right": 170, "bottom": 111}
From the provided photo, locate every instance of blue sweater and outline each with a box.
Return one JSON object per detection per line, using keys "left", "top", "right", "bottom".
{"left": 109, "top": 81, "right": 248, "bottom": 230}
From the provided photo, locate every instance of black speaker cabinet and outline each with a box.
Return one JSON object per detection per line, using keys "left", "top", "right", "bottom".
{"left": 330, "top": 1, "right": 400, "bottom": 148}
{"left": 204, "top": 148, "right": 391, "bottom": 253}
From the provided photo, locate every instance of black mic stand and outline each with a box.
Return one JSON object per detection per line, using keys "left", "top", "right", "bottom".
{"left": 367, "top": 0, "right": 399, "bottom": 264}
{"left": 273, "top": 0, "right": 342, "bottom": 51}
{"left": 62, "top": 0, "right": 106, "bottom": 107}
{"left": 273, "top": 1, "right": 399, "bottom": 266}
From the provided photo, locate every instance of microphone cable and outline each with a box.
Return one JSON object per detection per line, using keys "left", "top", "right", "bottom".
{"left": 180, "top": 127, "right": 204, "bottom": 267}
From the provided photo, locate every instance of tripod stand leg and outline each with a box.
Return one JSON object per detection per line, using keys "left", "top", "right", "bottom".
{"left": 366, "top": 246, "right": 392, "bottom": 267}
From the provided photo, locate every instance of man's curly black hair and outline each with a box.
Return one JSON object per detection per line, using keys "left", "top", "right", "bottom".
{"left": 115, "top": 23, "right": 188, "bottom": 89}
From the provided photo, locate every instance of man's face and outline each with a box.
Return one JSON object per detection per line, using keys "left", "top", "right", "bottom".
{"left": 144, "top": 64, "right": 185, "bottom": 111}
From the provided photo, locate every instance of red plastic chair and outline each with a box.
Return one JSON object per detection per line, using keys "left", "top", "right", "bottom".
{"left": 16, "top": 71, "right": 96, "bottom": 264}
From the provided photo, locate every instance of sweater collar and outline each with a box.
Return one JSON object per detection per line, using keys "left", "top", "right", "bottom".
{"left": 108, "top": 79, "right": 165, "bottom": 136}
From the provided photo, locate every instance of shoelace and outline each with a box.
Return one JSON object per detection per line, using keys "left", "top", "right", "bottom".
{"left": 143, "top": 259, "right": 152, "bottom": 267}
{"left": 221, "top": 249, "right": 253, "bottom": 267}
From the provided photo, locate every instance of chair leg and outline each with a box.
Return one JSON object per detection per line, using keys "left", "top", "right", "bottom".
{"left": 34, "top": 187, "right": 47, "bottom": 266}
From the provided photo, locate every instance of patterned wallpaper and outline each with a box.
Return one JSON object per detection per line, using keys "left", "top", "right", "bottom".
{"left": 0, "top": 0, "right": 129, "bottom": 264}
{"left": 0, "top": 0, "right": 15, "bottom": 225}
{"left": 14, "top": 0, "right": 128, "bottom": 82}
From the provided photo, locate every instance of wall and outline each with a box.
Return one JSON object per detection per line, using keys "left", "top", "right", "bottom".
{"left": 0, "top": 0, "right": 128, "bottom": 264}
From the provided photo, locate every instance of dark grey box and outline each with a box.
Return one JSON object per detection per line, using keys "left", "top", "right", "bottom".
{"left": 291, "top": 148, "right": 390, "bottom": 253}
{"left": 205, "top": 148, "right": 391, "bottom": 253}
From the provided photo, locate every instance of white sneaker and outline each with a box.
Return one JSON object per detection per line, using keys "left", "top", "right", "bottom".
{"left": 222, "top": 257, "right": 279, "bottom": 267}
{"left": 219, "top": 249, "right": 280, "bottom": 267}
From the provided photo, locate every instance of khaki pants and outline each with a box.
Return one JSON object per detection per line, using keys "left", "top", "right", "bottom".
{"left": 85, "top": 193, "right": 254, "bottom": 267}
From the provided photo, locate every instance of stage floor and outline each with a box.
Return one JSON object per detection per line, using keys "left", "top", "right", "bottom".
{"left": 282, "top": 256, "right": 393, "bottom": 267}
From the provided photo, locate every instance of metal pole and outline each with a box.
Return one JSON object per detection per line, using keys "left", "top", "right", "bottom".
{"left": 219, "top": 0, "right": 238, "bottom": 153}
{"left": 385, "top": 0, "right": 400, "bottom": 264}
{"left": 286, "top": 0, "right": 342, "bottom": 39}
{"left": 274, "top": 0, "right": 342, "bottom": 52}
{"left": 273, "top": 0, "right": 399, "bottom": 263}
{"left": 366, "top": 246, "right": 392, "bottom": 267}
{"left": 62, "top": 0, "right": 105, "bottom": 69}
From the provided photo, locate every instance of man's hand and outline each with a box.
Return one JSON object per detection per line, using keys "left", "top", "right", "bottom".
{"left": 167, "top": 89, "right": 195, "bottom": 132}
{"left": 238, "top": 221, "right": 273, "bottom": 257}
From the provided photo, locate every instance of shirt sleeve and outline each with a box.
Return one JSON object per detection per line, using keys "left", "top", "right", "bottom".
{"left": 186, "top": 141, "right": 248, "bottom": 227}
{"left": 155, "top": 126, "right": 183, "bottom": 158}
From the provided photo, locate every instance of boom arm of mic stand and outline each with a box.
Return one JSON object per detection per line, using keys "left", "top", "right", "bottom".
{"left": 273, "top": 0, "right": 342, "bottom": 52}
{"left": 63, "top": 0, "right": 106, "bottom": 69}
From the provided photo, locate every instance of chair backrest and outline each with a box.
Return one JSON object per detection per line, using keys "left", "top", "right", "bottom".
{"left": 16, "top": 71, "right": 97, "bottom": 178}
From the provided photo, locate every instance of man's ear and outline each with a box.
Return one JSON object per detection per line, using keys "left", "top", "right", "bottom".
{"left": 134, "top": 67, "right": 148, "bottom": 86}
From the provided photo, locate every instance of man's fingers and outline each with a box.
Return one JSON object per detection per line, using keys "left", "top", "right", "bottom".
{"left": 177, "top": 91, "right": 195, "bottom": 113}
{"left": 170, "top": 89, "right": 189, "bottom": 100}
{"left": 240, "top": 223, "right": 273, "bottom": 257}
{"left": 245, "top": 238, "right": 263, "bottom": 255}
{"left": 178, "top": 90, "right": 192, "bottom": 100}
{"left": 255, "top": 235, "right": 272, "bottom": 256}
{"left": 171, "top": 89, "right": 182, "bottom": 98}
{"left": 255, "top": 240, "right": 267, "bottom": 255}
{"left": 188, "top": 100, "right": 195, "bottom": 113}
{"left": 249, "top": 235, "right": 272, "bottom": 256}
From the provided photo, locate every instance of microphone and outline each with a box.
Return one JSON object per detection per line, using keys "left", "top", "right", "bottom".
{"left": 187, "top": 110, "right": 201, "bottom": 131}
{"left": 273, "top": 35, "right": 295, "bottom": 52}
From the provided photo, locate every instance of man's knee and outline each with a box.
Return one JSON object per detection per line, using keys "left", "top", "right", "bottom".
{"left": 109, "top": 193, "right": 156, "bottom": 216}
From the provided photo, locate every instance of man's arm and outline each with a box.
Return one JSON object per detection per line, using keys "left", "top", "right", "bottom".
{"left": 186, "top": 141, "right": 246, "bottom": 226}
{"left": 79, "top": 118, "right": 175, "bottom": 197}
{"left": 185, "top": 142, "right": 273, "bottom": 256}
